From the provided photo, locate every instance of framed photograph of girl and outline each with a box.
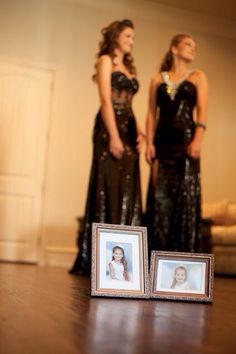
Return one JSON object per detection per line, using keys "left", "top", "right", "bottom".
{"left": 150, "top": 251, "right": 214, "bottom": 302}
{"left": 91, "top": 223, "right": 150, "bottom": 299}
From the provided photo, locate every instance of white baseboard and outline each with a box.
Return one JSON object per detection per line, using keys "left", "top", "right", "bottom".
{"left": 43, "top": 246, "right": 77, "bottom": 267}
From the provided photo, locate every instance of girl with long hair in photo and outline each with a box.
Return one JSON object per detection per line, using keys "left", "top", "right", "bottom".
{"left": 109, "top": 246, "right": 129, "bottom": 281}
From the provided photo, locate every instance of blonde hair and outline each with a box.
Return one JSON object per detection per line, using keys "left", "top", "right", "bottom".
{"left": 160, "top": 34, "right": 193, "bottom": 72}
{"left": 170, "top": 265, "right": 187, "bottom": 288}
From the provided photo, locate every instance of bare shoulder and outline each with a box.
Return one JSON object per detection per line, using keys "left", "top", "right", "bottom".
{"left": 151, "top": 72, "right": 163, "bottom": 86}
{"left": 149, "top": 72, "right": 163, "bottom": 91}
{"left": 192, "top": 69, "right": 208, "bottom": 84}
{"left": 96, "top": 55, "right": 113, "bottom": 69}
{"left": 95, "top": 55, "right": 113, "bottom": 82}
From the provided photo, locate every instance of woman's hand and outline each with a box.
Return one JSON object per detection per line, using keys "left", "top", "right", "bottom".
{"left": 136, "top": 132, "right": 145, "bottom": 153}
{"left": 146, "top": 143, "right": 156, "bottom": 164}
{"left": 109, "top": 136, "right": 124, "bottom": 159}
{"left": 187, "top": 139, "right": 201, "bottom": 159}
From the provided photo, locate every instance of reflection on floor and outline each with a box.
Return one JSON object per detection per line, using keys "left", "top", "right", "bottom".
{"left": 0, "top": 263, "right": 235, "bottom": 354}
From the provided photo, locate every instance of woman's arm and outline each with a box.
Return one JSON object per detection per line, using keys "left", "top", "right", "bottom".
{"left": 96, "top": 55, "right": 124, "bottom": 159}
{"left": 136, "top": 121, "right": 146, "bottom": 154}
{"left": 145, "top": 74, "right": 161, "bottom": 164}
{"left": 187, "top": 70, "right": 209, "bottom": 159}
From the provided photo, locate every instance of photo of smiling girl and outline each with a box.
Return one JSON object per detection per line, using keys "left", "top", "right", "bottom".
{"left": 109, "top": 245, "right": 130, "bottom": 281}
{"left": 170, "top": 264, "right": 190, "bottom": 290}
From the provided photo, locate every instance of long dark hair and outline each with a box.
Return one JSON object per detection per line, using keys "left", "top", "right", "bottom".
{"left": 160, "top": 34, "right": 192, "bottom": 72}
{"left": 93, "top": 19, "right": 136, "bottom": 81}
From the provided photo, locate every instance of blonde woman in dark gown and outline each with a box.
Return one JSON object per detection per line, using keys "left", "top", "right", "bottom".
{"left": 146, "top": 34, "right": 208, "bottom": 254}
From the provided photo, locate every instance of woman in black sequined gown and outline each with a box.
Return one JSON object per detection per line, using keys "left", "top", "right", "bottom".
{"left": 145, "top": 34, "right": 208, "bottom": 254}
{"left": 69, "top": 20, "right": 144, "bottom": 275}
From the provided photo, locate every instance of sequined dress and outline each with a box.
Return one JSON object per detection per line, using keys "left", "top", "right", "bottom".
{"left": 146, "top": 72, "right": 201, "bottom": 254}
{"left": 70, "top": 71, "right": 142, "bottom": 275}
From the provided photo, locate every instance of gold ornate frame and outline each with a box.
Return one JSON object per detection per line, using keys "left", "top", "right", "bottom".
{"left": 91, "top": 223, "right": 150, "bottom": 299}
{"left": 150, "top": 251, "right": 214, "bottom": 302}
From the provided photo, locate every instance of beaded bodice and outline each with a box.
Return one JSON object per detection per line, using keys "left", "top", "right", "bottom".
{"left": 111, "top": 71, "right": 139, "bottom": 110}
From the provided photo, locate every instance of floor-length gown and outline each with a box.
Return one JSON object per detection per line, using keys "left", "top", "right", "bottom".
{"left": 146, "top": 71, "right": 201, "bottom": 254}
{"left": 69, "top": 71, "right": 142, "bottom": 275}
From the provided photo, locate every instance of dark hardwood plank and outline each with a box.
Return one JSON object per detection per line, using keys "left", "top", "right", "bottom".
{"left": 0, "top": 263, "right": 235, "bottom": 354}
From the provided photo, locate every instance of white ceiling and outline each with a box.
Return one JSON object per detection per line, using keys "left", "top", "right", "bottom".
{"left": 145, "top": 0, "right": 236, "bottom": 21}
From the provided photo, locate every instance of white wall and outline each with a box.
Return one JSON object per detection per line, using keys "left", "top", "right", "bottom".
{"left": 0, "top": 0, "right": 235, "bottom": 265}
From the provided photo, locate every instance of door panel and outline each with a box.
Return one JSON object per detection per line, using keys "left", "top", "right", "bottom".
{"left": 0, "top": 62, "right": 53, "bottom": 262}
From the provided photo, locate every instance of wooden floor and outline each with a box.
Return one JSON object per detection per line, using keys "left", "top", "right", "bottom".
{"left": 0, "top": 263, "right": 235, "bottom": 354}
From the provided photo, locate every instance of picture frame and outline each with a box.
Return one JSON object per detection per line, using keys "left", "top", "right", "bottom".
{"left": 91, "top": 223, "right": 150, "bottom": 299}
{"left": 150, "top": 251, "right": 214, "bottom": 302}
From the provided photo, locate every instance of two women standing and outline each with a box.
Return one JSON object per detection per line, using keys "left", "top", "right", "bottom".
{"left": 70, "top": 21, "right": 208, "bottom": 276}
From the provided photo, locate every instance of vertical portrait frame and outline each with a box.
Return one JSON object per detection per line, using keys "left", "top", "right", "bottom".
{"left": 91, "top": 223, "right": 150, "bottom": 299}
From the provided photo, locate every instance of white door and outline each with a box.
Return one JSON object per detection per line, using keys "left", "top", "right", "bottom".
{"left": 0, "top": 62, "right": 53, "bottom": 263}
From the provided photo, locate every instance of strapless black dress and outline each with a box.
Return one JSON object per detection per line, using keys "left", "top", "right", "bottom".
{"left": 146, "top": 79, "right": 201, "bottom": 253}
{"left": 69, "top": 71, "right": 142, "bottom": 275}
